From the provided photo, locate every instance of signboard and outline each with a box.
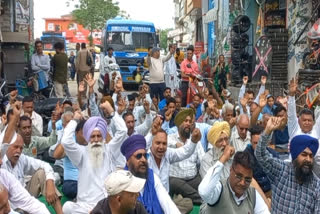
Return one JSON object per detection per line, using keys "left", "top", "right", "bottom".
{"left": 194, "top": 41, "right": 204, "bottom": 59}
{"left": 203, "top": 8, "right": 217, "bottom": 24}
{"left": 108, "top": 25, "right": 154, "bottom": 33}
{"left": 15, "top": 0, "right": 30, "bottom": 25}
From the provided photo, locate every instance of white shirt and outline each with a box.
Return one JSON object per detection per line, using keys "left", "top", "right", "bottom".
{"left": 147, "top": 53, "right": 172, "bottom": 83}
{"left": 230, "top": 128, "right": 251, "bottom": 152}
{"left": 238, "top": 84, "right": 265, "bottom": 117}
{"left": 21, "top": 110, "right": 43, "bottom": 136}
{"left": 168, "top": 132, "right": 205, "bottom": 179}
{"left": 198, "top": 161, "right": 270, "bottom": 214}
{"left": 103, "top": 55, "right": 116, "bottom": 65}
{"left": 31, "top": 53, "right": 50, "bottom": 81}
{"left": 140, "top": 172, "right": 181, "bottom": 214}
{"left": 0, "top": 169, "right": 50, "bottom": 214}
{"left": 61, "top": 113, "right": 127, "bottom": 204}
{"left": 1, "top": 154, "right": 55, "bottom": 187}
{"left": 148, "top": 139, "right": 197, "bottom": 191}
{"left": 287, "top": 96, "right": 320, "bottom": 141}
{"left": 130, "top": 113, "right": 153, "bottom": 137}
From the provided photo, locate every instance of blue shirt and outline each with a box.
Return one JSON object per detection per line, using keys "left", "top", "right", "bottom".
{"left": 63, "top": 156, "right": 78, "bottom": 181}
{"left": 186, "top": 103, "right": 202, "bottom": 120}
{"left": 47, "top": 119, "right": 63, "bottom": 132}
{"left": 158, "top": 99, "right": 167, "bottom": 111}
{"left": 262, "top": 104, "right": 276, "bottom": 115}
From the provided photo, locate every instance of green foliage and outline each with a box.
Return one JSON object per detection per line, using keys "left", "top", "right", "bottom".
{"left": 159, "top": 29, "right": 172, "bottom": 51}
{"left": 68, "top": 0, "right": 120, "bottom": 45}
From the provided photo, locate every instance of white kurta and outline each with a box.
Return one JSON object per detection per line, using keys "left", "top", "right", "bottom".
{"left": 164, "top": 56, "right": 179, "bottom": 95}
{"left": 61, "top": 113, "right": 127, "bottom": 214}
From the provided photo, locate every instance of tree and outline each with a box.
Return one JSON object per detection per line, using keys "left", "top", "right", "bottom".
{"left": 68, "top": 0, "right": 120, "bottom": 46}
{"left": 159, "top": 29, "right": 173, "bottom": 51}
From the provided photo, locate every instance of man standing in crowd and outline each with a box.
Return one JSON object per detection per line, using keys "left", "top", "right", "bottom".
{"left": 147, "top": 46, "right": 175, "bottom": 101}
{"left": 104, "top": 47, "right": 116, "bottom": 65}
{"left": 52, "top": 42, "right": 68, "bottom": 98}
{"left": 69, "top": 51, "right": 76, "bottom": 81}
{"left": 256, "top": 117, "right": 320, "bottom": 213}
{"left": 76, "top": 43, "right": 93, "bottom": 96}
{"left": 31, "top": 41, "right": 50, "bottom": 81}
{"left": 180, "top": 46, "right": 200, "bottom": 107}
{"left": 174, "top": 48, "right": 184, "bottom": 68}
{"left": 164, "top": 44, "right": 179, "bottom": 96}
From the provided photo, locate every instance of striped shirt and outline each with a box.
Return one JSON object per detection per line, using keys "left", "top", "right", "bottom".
{"left": 255, "top": 134, "right": 320, "bottom": 214}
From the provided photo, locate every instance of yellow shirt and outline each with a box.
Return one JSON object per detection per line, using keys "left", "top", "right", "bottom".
{"left": 174, "top": 52, "right": 185, "bottom": 64}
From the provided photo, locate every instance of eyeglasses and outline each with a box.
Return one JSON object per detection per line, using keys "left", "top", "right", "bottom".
{"left": 135, "top": 153, "right": 149, "bottom": 160}
{"left": 232, "top": 166, "right": 252, "bottom": 185}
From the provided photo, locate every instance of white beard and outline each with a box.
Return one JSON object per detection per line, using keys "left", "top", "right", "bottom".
{"left": 212, "top": 146, "right": 225, "bottom": 161}
{"left": 88, "top": 142, "right": 105, "bottom": 169}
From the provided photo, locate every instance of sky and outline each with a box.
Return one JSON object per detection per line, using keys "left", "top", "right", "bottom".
{"left": 34, "top": 0, "right": 175, "bottom": 39}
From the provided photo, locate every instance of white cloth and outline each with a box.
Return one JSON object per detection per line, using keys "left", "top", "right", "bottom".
{"left": 148, "top": 139, "right": 197, "bottom": 191}
{"left": 164, "top": 56, "right": 179, "bottom": 95}
{"left": 1, "top": 154, "right": 55, "bottom": 187}
{"left": 103, "top": 55, "right": 116, "bottom": 65}
{"left": 140, "top": 172, "right": 181, "bottom": 214}
{"left": 130, "top": 113, "right": 153, "bottom": 137}
{"left": 0, "top": 169, "right": 50, "bottom": 214}
{"left": 61, "top": 113, "right": 127, "bottom": 209}
{"left": 198, "top": 161, "right": 270, "bottom": 214}
{"left": 287, "top": 96, "right": 320, "bottom": 141}
{"left": 230, "top": 128, "right": 251, "bottom": 152}
{"left": 147, "top": 53, "right": 172, "bottom": 83}
{"left": 168, "top": 132, "right": 205, "bottom": 179}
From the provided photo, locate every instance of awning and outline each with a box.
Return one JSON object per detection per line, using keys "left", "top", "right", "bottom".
{"left": 2, "top": 32, "right": 29, "bottom": 43}
{"left": 203, "top": 8, "right": 218, "bottom": 24}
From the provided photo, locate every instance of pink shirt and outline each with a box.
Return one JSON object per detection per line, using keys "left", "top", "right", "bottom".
{"left": 180, "top": 59, "right": 200, "bottom": 81}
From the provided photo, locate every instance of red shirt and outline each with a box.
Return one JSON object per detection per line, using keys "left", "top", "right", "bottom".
{"left": 180, "top": 59, "right": 200, "bottom": 81}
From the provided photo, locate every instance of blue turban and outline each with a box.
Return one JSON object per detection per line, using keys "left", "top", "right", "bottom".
{"left": 83, "top": 116, "right": 108, "bottom": 142}
{"left": 290, "top": 135, "right": 319, "bottom": 160}
{"left": 121, "top": 135, "right": 146, "bottom": 160}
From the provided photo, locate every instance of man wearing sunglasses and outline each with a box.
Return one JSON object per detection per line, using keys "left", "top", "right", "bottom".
{"left": 120, "top": 135, "right": 180, "bottom": 214}
{"left": 230, "top": 114, "right": 251, "bottom": 152}
{"left": 199, "top": 151, "right": 269, "bottom": 213}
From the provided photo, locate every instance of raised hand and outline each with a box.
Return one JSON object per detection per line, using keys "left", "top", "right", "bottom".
{"left": 219, "top": 145, "right": 235, "bottom": 164}
{"left": 13, "top": 101, "right": 22, "bottom": 117}
{"left": 151, "top": 116, "right": 163, "bottom": 135}
{"left": 100, "top": 101, "right": 114, "bottom": 115}
{"left": 259, "top": 91, "right": 268, "bottom": 108}
{"left": 143, "top": 100, "right": 150, "bottom": 114}
{"left": 73, "top": 110, "right": 83, "bottom": 121}
{"left": 261, "top": 75, "right": 267, "bottom": 85}
{"left": 289, "top": 77, "right": 298, "bottom": 96}
{"left": 78, "top": 81, "right": 85, "bottom": 93}
{"left": 191, "top": 128, "right": 201, "bottom": 143}
{"left": 243, "top": 76, "right": 248, "bottom": 85}
{"left": 9, "top": 90, "right": 18, "bottom": 104}
{"left": 165, "top": 109, "right": 173, "bottom": 122}
{"left": 117, "top": 97, "right": 127, "bottom": 115}
{"left": 84, "top": 73, "right": 96, "bottom": 89}
{"left": 265, "top": 117, "right": 284, "bottom": 135}
{"left": 240, "top": 95, "right": 249, "bottom": 108}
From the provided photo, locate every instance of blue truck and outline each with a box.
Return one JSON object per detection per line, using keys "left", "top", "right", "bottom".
{"left": 99, "top": 17, "right": 158, "bottom": 90}
{"left": 40, "top": 32, "right": 67, "bottom": 56}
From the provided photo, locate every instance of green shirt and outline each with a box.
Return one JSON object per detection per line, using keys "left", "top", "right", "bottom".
{"left": 52, "top": 52, "right": 68, "bottom": 84}
{"left": 23, "top": 130, "right": 57, "bottom": 158}
{"left": 214, "top": 64, "right": 229, "bottom": 93}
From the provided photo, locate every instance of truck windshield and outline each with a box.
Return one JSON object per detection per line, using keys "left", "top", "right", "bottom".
{"left": 106, "top": 32, "right": 134, "bottom": 51}
{"left": 132, "top": 32, "right": 154, "bottom": 50}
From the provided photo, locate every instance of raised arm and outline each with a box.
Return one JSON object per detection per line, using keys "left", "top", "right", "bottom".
{"left": 61, "top": 113, "right": 84, "bottom": 167}
{"left": 287, "top": 78, "right": 299, "bottom": 139}
{"left": 251, "top": 91, "right": 268, "bottom": 127}
{"left": 135, "top": 101, "right": 152, "bottom": 136}
{"left": 238, "top": 76, "right": 248, "bottom": 115}
{"left": 253, "top": 76, "right": 267, "bottom": 104}
{"left": 255, "top": 117, "right": 286, "bottom": 182}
